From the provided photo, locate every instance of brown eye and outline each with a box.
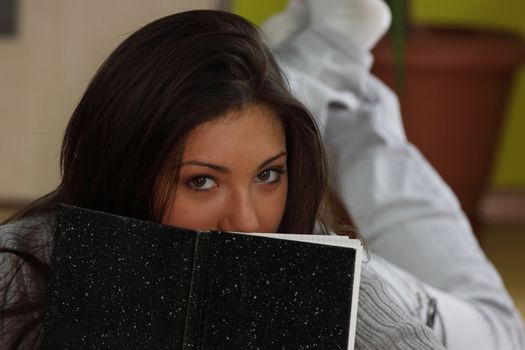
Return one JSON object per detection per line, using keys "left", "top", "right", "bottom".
{"left": 187, "top": 176, "right": 217, "bottom": 191}
{"left": 255, "top": 169, "right": 282, "bottom": 184}
{"left": 258, "top": 170, "right": 271, "bottom": 181}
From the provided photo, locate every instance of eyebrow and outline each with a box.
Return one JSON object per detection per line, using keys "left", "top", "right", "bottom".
{"left": 180, "top": 152, "right": 287, "bottom": 174}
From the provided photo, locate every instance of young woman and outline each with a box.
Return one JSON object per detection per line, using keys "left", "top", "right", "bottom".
{"left": 0, "top": 7, "right": 510, "bottom": 349}
{"left": 263, "top": 0, "right": 525, "bottom": 349}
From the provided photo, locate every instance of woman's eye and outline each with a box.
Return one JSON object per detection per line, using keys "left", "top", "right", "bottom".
{"left": 255, "top": 169, "right": 283, "bottom": 184}
{"left": 187, "top": 176, "right": 217, "bottom": 191}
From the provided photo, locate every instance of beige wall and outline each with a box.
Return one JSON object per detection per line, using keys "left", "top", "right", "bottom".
{"left": 0, "top": 0, "right": 218, "bottom": 202}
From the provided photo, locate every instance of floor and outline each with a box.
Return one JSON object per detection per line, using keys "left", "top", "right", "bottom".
{"left": 480, "top": 225, "right": 525, "bottom": 320}
{"left": 1, "top": 206, "right": 524, "bottom": 321}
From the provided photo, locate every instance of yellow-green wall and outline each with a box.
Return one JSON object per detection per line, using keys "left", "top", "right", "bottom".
{"left": 234, "top": 0, "right": 525, "bottom": 188}
{"left": 232, "top": 1, "right": 285, "bottom": 27}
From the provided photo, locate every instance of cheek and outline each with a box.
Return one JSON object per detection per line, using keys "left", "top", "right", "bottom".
{"left": 161, "top": 190, "right": 224, "bottom": 231}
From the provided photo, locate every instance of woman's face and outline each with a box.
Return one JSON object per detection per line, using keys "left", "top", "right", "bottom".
{"left": 162, "top": 103, "right": 288, "bottom": 233}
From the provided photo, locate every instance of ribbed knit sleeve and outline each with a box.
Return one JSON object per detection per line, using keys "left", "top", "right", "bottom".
{"left": 355, "top": 265, "right": 446, "bottom": 350}
{"left": 0, "top": 212, "right": 54, "bottom": 349}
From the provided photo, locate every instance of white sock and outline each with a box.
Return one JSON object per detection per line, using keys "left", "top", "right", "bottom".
{"left": 261, "top": 0, "right": 309, "bottom": 48}
{"left": 307, "top": 0, "right": 391, "bottom": 51}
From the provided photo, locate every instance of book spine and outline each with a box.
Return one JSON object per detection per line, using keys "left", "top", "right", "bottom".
{"left": 182, "top": 232, "right": 210, "bottom": 350}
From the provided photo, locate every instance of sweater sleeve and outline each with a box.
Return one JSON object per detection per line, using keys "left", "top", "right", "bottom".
{"left": 0, "top": 213, "right": 54, "bottom": 349}
{"left": 356, "top": 264, "right": 445, "bottom": 350}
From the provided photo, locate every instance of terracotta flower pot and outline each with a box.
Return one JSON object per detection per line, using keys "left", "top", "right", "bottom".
{"left": 372, "top": 27, "right": 525, "bottom": 234}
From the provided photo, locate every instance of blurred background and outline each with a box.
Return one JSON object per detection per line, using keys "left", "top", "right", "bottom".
{"left": 1, "top": 0, "right": 524, "bottom": 318}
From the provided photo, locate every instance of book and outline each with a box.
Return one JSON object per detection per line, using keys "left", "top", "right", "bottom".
{"left": 41, "top": 204, "right": 362, "bottom": 349}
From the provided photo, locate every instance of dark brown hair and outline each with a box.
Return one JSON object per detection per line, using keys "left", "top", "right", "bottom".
{"left": 1, "top": 10, "right": 351, "bottom": 348}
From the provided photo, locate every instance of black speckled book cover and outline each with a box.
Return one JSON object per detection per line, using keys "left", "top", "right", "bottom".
{"left": 41, "top": 204, "right": 361, "bottom": 349}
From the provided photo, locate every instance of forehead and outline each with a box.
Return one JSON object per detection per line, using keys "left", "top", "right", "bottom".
{"left": 183, "top": 104, "right": 286, "bottom": 160}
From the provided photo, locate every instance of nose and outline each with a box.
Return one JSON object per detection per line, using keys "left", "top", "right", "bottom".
{"left": 218, "top": 192, "right": 261, "bottom": 233}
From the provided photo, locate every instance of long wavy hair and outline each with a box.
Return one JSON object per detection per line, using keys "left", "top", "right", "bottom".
{"left": 0, "top": 10, "right": 353, "bottom": 348}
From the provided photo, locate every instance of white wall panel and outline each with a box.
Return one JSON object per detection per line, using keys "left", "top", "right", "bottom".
{"left": 0, "top": 0, "right": 218, "bottom": 202}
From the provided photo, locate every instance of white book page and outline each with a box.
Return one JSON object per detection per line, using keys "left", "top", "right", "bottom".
{"left": 235, "top": 232, "right": 361, "bottom": 248}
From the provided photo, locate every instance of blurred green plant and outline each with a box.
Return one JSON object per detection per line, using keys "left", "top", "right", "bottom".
{"left": 385, "top": 0, "right": 408, "bottom": 92}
